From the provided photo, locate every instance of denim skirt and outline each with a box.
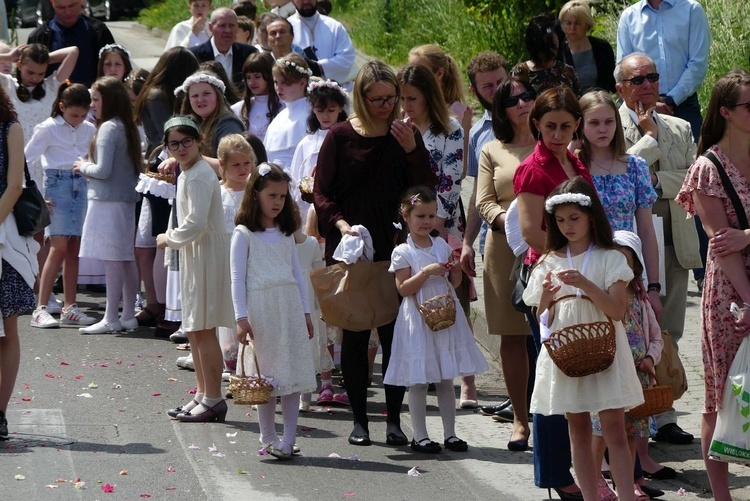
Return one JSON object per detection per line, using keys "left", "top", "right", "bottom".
{"left": 43, "top": 169, "right": 87, "bottom": 237}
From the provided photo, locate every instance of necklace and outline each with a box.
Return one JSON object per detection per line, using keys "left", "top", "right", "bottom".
{"left": 299, "top": 13, "right": 319, "bottom": 52}
{"left": 591, "top": 157, "right": 616, "bottom": 173}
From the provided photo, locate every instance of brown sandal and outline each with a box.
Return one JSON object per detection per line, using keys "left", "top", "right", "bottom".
{"left": 136, "top": 304, "right": 164, "bottom": 327}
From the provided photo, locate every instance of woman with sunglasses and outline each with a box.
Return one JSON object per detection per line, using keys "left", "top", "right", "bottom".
{"left": 313, "top": 60, "right": 435, "bottom": 447}
{"left": 476, "top": 77, "right": 536, "bottom": 452}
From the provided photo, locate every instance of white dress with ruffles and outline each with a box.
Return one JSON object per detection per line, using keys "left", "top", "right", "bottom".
{"left": 384, "top": 235, "right": 488, "bottom": 386}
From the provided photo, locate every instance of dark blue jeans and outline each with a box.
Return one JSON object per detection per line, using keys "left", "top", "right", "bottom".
{"left": 526, "top": 312, "right": 575, "bottom": 489}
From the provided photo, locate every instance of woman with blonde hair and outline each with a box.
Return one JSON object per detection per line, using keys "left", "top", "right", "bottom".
{"left": 558, "top": 0, "right": 616, "bottom": 93}
{"left": 313, "top": 60, "right": 435, "bottom": 447}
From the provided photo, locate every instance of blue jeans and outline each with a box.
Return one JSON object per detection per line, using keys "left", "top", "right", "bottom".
{"left": 526, "top": 312, "right": 575, "bottom": 489}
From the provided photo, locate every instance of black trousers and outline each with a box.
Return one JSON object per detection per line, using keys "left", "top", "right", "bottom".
{"left": 341, "top": 319, "right": 405, "bottom": 431}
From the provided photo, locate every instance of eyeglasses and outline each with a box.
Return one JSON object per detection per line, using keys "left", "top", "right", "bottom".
{"left": 365, "top": 95, "right": 399, "bottom": 108}
{"left": 502, "top": 90, "right": 536, "bottom": 108}
{"left": 729, "top": 101, "right": 750, "bottom": 112}
{"left": 166, "top": 137, "right": 195, "bottom": 151}
{"left": 561, "top": 20, "right": 583, "bottom": 28}
{"left": 622, "top": 73, "right": 660, "bottom": 86}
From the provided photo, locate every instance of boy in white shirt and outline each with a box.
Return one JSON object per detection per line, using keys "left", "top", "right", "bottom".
{"left": 165, "top": 0, "right": 213, "bottom": 50}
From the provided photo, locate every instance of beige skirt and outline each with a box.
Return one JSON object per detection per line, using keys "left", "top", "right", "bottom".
{"left": 482, "top": 230, "right": 530, "bottom": 336}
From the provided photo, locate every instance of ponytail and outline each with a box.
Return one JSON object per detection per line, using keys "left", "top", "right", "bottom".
{"left": 50, "top": 81, "right": 91, "bottom": 118}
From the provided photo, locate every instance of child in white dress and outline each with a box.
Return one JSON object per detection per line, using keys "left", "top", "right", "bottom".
{"left": 289, "top": 78, "right": 348, "bottom": 224}
{"left": 231, "top": 52, "right": 282, "bottom": 142}
{"left": 263, "top": 54, "right": 312, "bottom": 171}
{"left": 522, "top": 177, "right": 644, "bottom": 501}
{"left": 156, "top": 116, "right": 235, "bottom": 423}
{"left": 217, "top": 134, "right": 255, "bottom": 374}
{"left": 384, "top": 186, "right": 488, "bottom": 454}
{"left": 231, "top": 162, "right": 316, "bottom": 460}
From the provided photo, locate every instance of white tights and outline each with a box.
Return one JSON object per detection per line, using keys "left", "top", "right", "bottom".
{"left": 408, "top": 380, "right": 456, "bottom": 442}
{"left": 257, "top": 392, "right": 301, "bottom": 448}
{"left": 103, "top": 260, "right": 139, "bottom": 323}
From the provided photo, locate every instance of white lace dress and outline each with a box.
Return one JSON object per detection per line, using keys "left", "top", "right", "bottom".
{"left": 523, "top": 247, "right": 645, "bottom": 415}
{"left": 234, "top": 226, "right": 316, "bottom": 396}
{"left": 384, "top": 235, "right": 488, "bottom": 386}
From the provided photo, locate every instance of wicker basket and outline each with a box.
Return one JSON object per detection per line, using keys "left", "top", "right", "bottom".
{"left": 144, "top": 171, "right": 176, "bottom": 184}
{"left": 229, "top": 344, "right": 273, "bottom": 405}
{"left": 413, "top": 277, "right": 456, "bottom": 332}
{"left": 627, "top": 382, "right": 674, "bottom": 419}
{"left": 544, "top": 294, "right": 616, "bottom": 378}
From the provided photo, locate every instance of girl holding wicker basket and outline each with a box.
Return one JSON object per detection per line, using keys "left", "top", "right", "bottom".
{"left": 522, "top": 177, "right": 644, "bottom": 501}
{"left": 231, "top": 162, "right": 316, "bottom": 461}
{"left": 383, "top": 186, "right": 488, "bottom": 454}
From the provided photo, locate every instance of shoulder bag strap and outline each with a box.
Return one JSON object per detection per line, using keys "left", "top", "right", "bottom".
{"left": 703, "top": 150, "right": 749, "bottom": 230}
{"left": 3, "top": 122, "right": 32, "bottom": 185}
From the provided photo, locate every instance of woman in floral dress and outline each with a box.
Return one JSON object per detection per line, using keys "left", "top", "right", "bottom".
{"left": 676, "top": 69, "right": 750, "bottom": 501}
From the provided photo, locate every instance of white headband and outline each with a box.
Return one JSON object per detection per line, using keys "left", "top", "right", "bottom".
{"left": 307, "top": 79, "right": 348, "bottom": 99}
{"left": 545, "top": 193, "right": 592, "bottom": 213}
{"left": 258, "top": 163, "right": 272, "bottom": 176}
{"left": 98, "top": 44, "right": 131, "bottom": 59}
{"left": 174, "top": 73, "right": 226, "bottom": 96}
{"left": 276, "top": 58, "right": 313, "bottom": 77}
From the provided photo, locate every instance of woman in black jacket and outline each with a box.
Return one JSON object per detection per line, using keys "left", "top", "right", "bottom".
{"left": 558, "top": 0, "right": 616, "bottom": 93}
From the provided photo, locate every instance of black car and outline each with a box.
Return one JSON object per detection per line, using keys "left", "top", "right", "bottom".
{"left": 88, "top": 0, "right": 144, "bottom": 21}
{"left": 10, "top": 0, "right": 53, "bottom": 28}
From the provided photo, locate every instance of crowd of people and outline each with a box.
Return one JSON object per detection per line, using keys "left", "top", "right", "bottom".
{"left": 0, "top": 0, "right": 747, "bottom": 499}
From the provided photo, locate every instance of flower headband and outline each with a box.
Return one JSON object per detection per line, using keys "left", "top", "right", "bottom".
{"left": 174, "top": 73, "right": 226, "bottom": 96}
{"left": 544, "top": 193, "right": 592, "bottom": 213}
{"left": 307, "top": 78, "right": 348, "bottom": 99}
{"left": 98, "top": 43, "right": 131, "bottom": 59}
{"left": 125, "top": 74, "right": 147, "bottom": 83}
{"left": 276, "top": 58, "right": 313, "bottom": 77}
{"left": 258, "top": 163, "right": 272, "bottom": 176}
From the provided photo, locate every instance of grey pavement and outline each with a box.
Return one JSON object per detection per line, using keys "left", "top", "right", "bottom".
{"left": 3, "top": 20, "right": 747, "bottom": 501}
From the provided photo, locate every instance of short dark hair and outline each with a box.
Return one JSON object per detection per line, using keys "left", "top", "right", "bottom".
{"left": 466, "top": 51, "right": 506, "bottom": 89}
{"left": 528, "top": 86, "right": 582, "bottom": 138}
{"left": 235, "top": 162, "right": 300, "bottom": 235}
{"left": 492, "top": 77, "right": 535, "bottom": 143}
{"left": 231, "top": 0, "right": 256, "bottom": 19}
{"left": 524, "top": 13, "right": 560, "bottom": 65}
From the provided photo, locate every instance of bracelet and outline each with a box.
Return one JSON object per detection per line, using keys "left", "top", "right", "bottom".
{"left": 743, "top": 302, "right": 750, "bottom": 310}
{"left": 647, "top": 282, "right": 661, "bottom": 293}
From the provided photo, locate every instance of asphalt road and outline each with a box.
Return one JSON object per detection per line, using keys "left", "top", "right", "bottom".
{"left": 4, "top": 20, "right": 750, "bottom": 501}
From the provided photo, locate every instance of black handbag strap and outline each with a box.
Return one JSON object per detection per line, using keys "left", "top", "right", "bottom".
{"left": 703, "top": 150, "right": 749, "bottom": 230}
{"left": 3, "top": 121, "right": 33, "bottom": 185}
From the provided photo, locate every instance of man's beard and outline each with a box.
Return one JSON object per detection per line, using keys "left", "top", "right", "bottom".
{"left": 298, "top": 6, "right": 317, "bottom": 17}
{"left": 476, "top": 92, "right": 492, "bottom": 112}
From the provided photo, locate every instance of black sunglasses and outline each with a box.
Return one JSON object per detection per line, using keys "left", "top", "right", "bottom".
{"left": 623, "top": 73, "right": 660, "bottom": 86}
{"left": 502, "top": 90, "right": 536, "bottom": 108}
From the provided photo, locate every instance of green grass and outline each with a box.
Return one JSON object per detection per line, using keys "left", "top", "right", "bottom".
{"left": 139, "top": 0, "right": 748, "bottom": 111}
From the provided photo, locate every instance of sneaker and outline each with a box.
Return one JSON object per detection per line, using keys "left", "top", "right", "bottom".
{"left": 169, "top": 328, "right": 188, "bottom": 343}
{"left": 46, "top": 294, "right": 62, "bottom": 314}
{"left": 31, "top": 307, "right": 59, "bottom": 329}
{"left": 176, "top": 354, "right": 195, "bottom": 371}
{"left": 60, "top": 304, "right": 96, "bottom": 326}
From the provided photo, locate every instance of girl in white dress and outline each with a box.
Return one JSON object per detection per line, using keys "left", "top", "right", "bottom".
{"left": 522, "top": 177, "right": 643, "bottom": 501}
{"left": 217, "top": 134, "right": 256, "bottom": 374}
{"left": 289, "top": 78, "right": 348, "bottom": 225}
{"left": 263, "top": 54, "right": 312, "bottom": 171}
{"left": 231, "top": 162, "right": 316, "bottom": 460}
{"left": 231, "top": 52, "right": 283, "bottom": 142}
{"left": 157, "top": 116, "right": 234, "bottom": 423}
{"left": 384, "top": 186, "right": 488, "bottom": 454}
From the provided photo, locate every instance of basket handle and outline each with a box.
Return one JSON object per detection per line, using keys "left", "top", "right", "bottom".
{"left": 411, "top": 275, "right": 453, "bottom": 310}
{"left": 238, "top": 342, "right": 263, "bottom": 379}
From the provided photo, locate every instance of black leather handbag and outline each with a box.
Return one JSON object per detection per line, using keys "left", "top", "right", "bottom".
{"left": 13, "top": 159, "right": 50, "bottom": 237}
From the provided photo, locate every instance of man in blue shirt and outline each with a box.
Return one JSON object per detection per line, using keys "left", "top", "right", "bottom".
{"left": 460, "top": 51, "right": 507, "bottom": 275}
{"left": 616, "top": 0, "right": 710, "bottom": 143}
{"left": 27, "top": 0, "right": 115, "bottom": 87}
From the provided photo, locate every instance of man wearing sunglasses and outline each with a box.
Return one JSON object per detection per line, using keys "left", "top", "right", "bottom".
{"left": 616, "top": 52, "right": 700, "bottom": 449}
{"left": 616, "top": 0, "right": 709, "bottom": 143}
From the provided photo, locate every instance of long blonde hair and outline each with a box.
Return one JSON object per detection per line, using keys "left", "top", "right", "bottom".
{"left": 409, "top": 44, "right": 465, "bottom": 105}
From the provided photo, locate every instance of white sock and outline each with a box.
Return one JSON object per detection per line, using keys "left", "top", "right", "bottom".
{"left": 281, "top": 393, "right": 300, "bottom": 447}
{"left": 320, "top": 378, "right": 333, "bottom": 388}
{"left": 408, "top": 384, "right": 429, "bottom": 441}
{"left": 436, "top": 379, "right": 457, "bottom": 440}
{"left": 257, "top": 399, "right": 278, "bottom": 445}
{"left": 183, "top": 393, "right": 204, "bottom": 412}
{"left": 120, "top": 261, "right": 139, "bottom": 321}
{"left": 202, "top": 396, "right": 223, "bottom": 408}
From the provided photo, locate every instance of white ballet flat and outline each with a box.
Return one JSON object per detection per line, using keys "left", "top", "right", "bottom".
{"left": 80, "top": 320, "right": 122, "bottom": 334}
